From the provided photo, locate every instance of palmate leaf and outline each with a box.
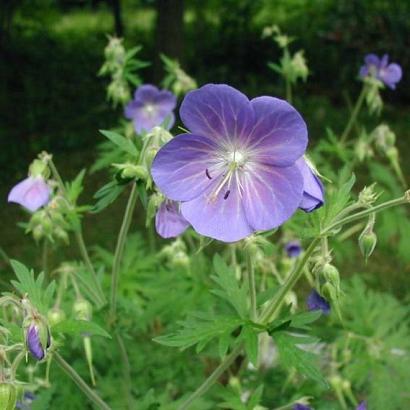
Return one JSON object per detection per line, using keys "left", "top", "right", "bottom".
{"left": 92, "top": 180, "right": 126, "bottom": 213}
{"left": 99, "top": 130, "right": 139, "bottom": 157}
{"left": 10, "top": 259, "right": 55, "bottom": 315}
{"left": 272, "top": 332, "right": 327, "bottom": 387}
{"left": 211, "top": 254, "right": 248, "bottom": 319}
{"left": 153, "top": 314, "right": 243, "bottom": 352}
{"left": 52, "top": 319, "right": 111, "bottom": 339}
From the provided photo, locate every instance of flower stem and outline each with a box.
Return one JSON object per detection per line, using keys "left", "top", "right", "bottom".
{"left": 340, "top": 85, "right": 366, "bottom": 144}
{"left": 246, "top": 249, "right": 257, "bottom": 320}
{"left": 54, "top": 352, "right": 111, "bottom": 410}
{"left": 178, "top": 344, "right": 243, "bottom": 410}
{"left": 48, "top": 158, "right": 106, "bottom": 307}
{"left": 325, "top": 193, "right": 410, "bottom": 234}
{"left": 109, "top": 182, "right": 138, "bottom": 321}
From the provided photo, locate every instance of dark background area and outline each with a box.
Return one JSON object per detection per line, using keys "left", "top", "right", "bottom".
{"left": 1, "top": 0, "right": 409, "bottom": 289}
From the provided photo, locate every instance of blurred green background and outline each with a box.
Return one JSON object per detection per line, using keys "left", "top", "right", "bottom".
{"left": 1, "top": 0, "right": 409, "bottom": 291}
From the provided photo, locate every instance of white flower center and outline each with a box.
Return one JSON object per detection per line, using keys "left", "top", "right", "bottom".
{"left": 144, "top": 104, "right": 156, "bottom": 116}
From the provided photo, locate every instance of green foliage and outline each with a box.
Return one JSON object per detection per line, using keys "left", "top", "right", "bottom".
{"left": 10, "top": 259, "right": 55, "bottom": 315}
{"left": 99, "top": 130, "right": 139, "bottom": 158}
{"left": 52, "top": 319, "right": 111, "bottom": 339}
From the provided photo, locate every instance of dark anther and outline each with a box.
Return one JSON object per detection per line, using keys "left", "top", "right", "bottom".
{"left": 205, "top": 169, "right": 212, "bottom": 179}
{"left": 224, "top": 190, "right": 231, "bottom": 200}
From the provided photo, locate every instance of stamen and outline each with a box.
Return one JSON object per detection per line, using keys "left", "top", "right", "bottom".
{"left": 205, "top": 168, "right": 212, "bottom": 179}
{"left": 224, "top": 190, "right": 231, "bottom": 200}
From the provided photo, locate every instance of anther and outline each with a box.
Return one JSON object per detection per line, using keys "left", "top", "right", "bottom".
{"left": 224, "top": 190, "right": 231, "bottom": 200}
{"left": 205, "top": 169, "right": 212, "bottom": 179}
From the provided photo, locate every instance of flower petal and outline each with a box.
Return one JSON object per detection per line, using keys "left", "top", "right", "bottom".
{"left": 247, "top": 97, "right": 308, "bottom": 166}
{"left": 364, "top": 53, "right": 380, "bottom": 67}
{"left": 154, "top": 90, "right": 177, "bottom": 112}
{"left": 8, "top": 177, "right": 50, "bottom": 212}
{"left": 151, "top": 133, "right": 223, "bottom": 201}
{"left": 27, "top": 325, "right": 45, "bottom": 360}
{"left": 380, "top": 63, "right": 402, "bottom": 89}
{"left": 134, "top": 84, "right": 160, "bottom": 101}
{"left": 181, "top": 174, "right": 253, "bottom": 242}
{"left": 242, "top": 163, "right": 304, "bottom": 231}
{"left": 155, "top": 201, "right": 190, "bottom": 238}
{"left": 296, "top": 158, "right": 324, "bottom": 212}
{"left": 180, "top": 84, "right": 254, "bottom": 143}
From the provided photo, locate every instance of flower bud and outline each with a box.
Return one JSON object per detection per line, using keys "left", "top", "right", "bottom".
{"left": 307, "top": 289, "right": 330, "bottom": 315}
{"left": 372, "top": 124, "right": 395, "bottom": 153}
{"left": 359, "top": 229, "right": 377, "bottom": 262}
{"left": 358, "top": 184, "right": 379, "bottom": 207}
{"left": 47, "top": 308, "right": 66, "bottom": 327}
{"left": 73, "top": 299, "right": 92, "bottom": 321}
{"left": 29, "top": 159, "right": 49, "bottom": 179}
{"left": 0, "top": 383, "right": 17, "bottom": 410}
{"left": 284, "top": 240, "right": 302, "bottom": 258}
{"left": 25, "top": 319, "right": 51, "bottom": 361}
{"left": 322, "top": 264, "right": 340, "bottom": 291}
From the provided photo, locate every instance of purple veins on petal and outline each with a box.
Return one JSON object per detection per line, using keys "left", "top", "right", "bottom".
{"left": 124, "top": 84, "right": 176, "bottom": 134}
{"left": 359, "top": 53, "right": 402, "bottom": 89}
{"left": 296, "top": 157, "right": 325, "bottom": 212}
{"left": 26, "top": 324, "right": 45, "bottom": 360}
{"left": 285, "top": 240, "right": 303, "bottom": 258}
{"left": 8, "top": 176, "right": 51, "bottom": 212}
{"left": 307, "top": 289, "right": 331, "bottom": 315}
{"left": 152, "top": 83, "right": 311, "bottom": 242}
{"left": 155, "top": 200, "right": 190, "bottom": 239}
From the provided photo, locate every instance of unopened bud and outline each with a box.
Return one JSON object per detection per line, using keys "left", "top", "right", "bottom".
{"left": 24, "top": 318, "right": 51, "bottom": 361}
{"left": 29, "top": 159, "right": 49, "bottom": 179}
{"left": 322, "top": 264, "right": 340, "bottom": 290}
{"left": 0, "top": 383, "right": 17, "bottom": 410}
{"left": 73, "top": 299, "right": 92, "bottom": 321}
{"left": 359, "top": 229, "right": 377, "bottom": 262}
{"left": 47, "top": 308, "right": 66, "bottom": 327}
{"left": 372, "top": 124, "right": 395, "bottom": 153}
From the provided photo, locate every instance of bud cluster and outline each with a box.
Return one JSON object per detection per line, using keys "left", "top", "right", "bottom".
{"left": 161, "top": 54, "right": 197, "bottom": 96}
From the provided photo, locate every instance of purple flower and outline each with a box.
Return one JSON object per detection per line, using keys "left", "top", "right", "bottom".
{"left": 125, "top": 84, "right": 176, "bottom": 134}
{"left": 293, "top": 404, "right": 312, "bottom": 410}
{"left": 307, "top": 289, "right": 330, "bottom": 315}
{"left": 151, "top": 84, "right": 308, "bottom": 242}
{"left": 359, "top": 54, "right": 402, "bottom": 89}
{"left": 356, "top": 401, "right": 367, "bottom": 410}
{"left": 26, "top": 323, "right": 50, "bottom": 361}
{"left": 285, "top": 240, "right": 303, "bottom": 258}
{"left": 297, "top": 158, "right": 324, "bottom": 212}
{"left": 155, "top": 200, "right": 190, "bottom": 238}
{"left": 8, "top": 176, "right": 50, "bottom": 212}
{"left": 16, "top": 392, "right": 36, "bottom": 410}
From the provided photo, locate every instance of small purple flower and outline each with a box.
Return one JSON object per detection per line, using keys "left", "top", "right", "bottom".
{"left": 125, "top": 84, "right": 176, "bottom": 134}
{"left": 155, "top": 200, "right": 190, "bottom": 238}
{"left": 285, "top": 240, "right": 303, "bottom": 258}
{"left": 356, "top": 401, "right": 367, "bottom": 410}
{"left": 8, "top": 176, "right": 50, "bottom": 212}
{"left": 359, "top": 54, "right": 402, "bottom": 89}
{"left": 293, "top": 404, "right": 312, "bottom": 410}
{"left": 296, "top": 158, "right": 324, "bottom": 212}
{"left": 152, "top": 84, "right": 308, "bottom": 242}
{"left": 307, "top": 289, "right": 330, "bottom": 315}
{"left": 16, "top": 392, "right": 36, "bottom": 410}
{"left": 26, "top": 323, "right": 50, "bottom": 361}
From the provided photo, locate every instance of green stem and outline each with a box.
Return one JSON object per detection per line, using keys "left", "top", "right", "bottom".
{"left": 285, "top": 78, "right": 292, "bottom": 104}
{"left": 325, "top": 193, "right": 409, "bottom": 234}
{"left": 178, "top": 344, "right": 243, "bottom": 410}
{"left": 109, "top": 182, "right": 138, "bottom": 320}
{"left": 246, "top": 249, "right": 257, "bottom": 320}
{"left": 116, "top": 333, "right": 133, "bottom": 409}
{"left": 42, "top": 239, "right": 48, "bottom": 278}
{"left": 48, "top": 158, "right": 106, "bottom": 307}
{"left": 54, "top": 352, "right": 111, "bottom": 410}
{"left": 260, "top": 238, "right": 321, "bottom": 324}
{"left": 340, "top": 85, "right": 366, "bottom": 144}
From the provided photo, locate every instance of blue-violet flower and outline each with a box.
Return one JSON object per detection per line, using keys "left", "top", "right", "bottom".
{"left": 359, "top": 54, "right": 402, "bottom": 89}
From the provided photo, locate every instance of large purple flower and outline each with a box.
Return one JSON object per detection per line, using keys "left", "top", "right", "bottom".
{"left": 155, "top": 200, "right": 190, "bottom": 238}
{"left": 152, "top": 84, "right": 308, "bottom": 242}
{"left": 125, "top": 84, "right": 176, "bottom": 134}
{"left": 359, "top": 54, "right": 402, "bottom": 89}
{"left": 297, "top": 158, "right": 324, "bottom": 212}
{"left": 8, "top": 177, "right": 50, "bottom": 212}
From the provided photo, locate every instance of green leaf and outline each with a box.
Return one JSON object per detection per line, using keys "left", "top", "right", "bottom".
{"left": 211, "top": 254, "right": 248, "bottom": 318}
{"left": 92, "top": 180, "right": 126, "bottom": 213}
{"left": 153, "top": 314, "right": 243, "bottom": 351}
{"left": 66, "top": 169, "right": 86, "bottom": 204}
{"left": 241, "top": 325, "right": 258, "bottom": 366}
{"left": 99, "top": 130, "right": 139, "bottom": 157}
{"left": 10, "top": 259, "right": 55, "bottom": 314}
{"left": 272, "top": 331, "right": 328, "bottom": 387}
{"left": 52, "top": 319, "right": 111, "bottom": 338}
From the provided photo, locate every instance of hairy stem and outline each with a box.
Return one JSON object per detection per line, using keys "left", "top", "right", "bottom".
{"left": 246, "top": 249, "right": 257, "bottom": 320}
{"left": 109, "top": 182, "right": 138, "bottom": 320}
{"left": 54, "top": 352, "right": 111, "bottom": 410}
{"left": 178, "top": 344, "right": 242, "bottom": 410}
{"left": 340, "top": 85, "right": 366, "bottom": 144}
{"left": 48, "top": 158, "right": 106, "bottom": 307}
